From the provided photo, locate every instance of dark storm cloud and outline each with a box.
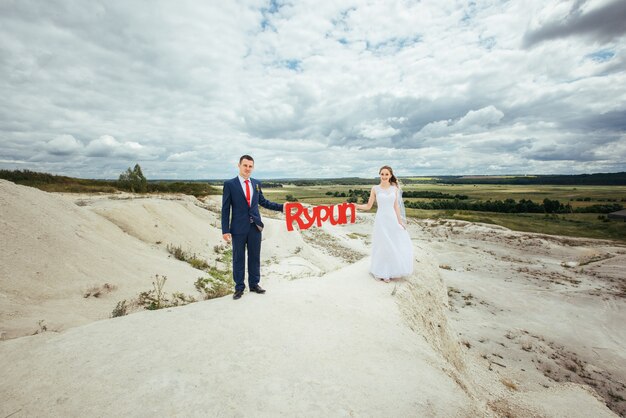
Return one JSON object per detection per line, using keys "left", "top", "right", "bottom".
{"left": 523, "top": 0, "right": 626, "bottom": 47}
{"left": 468, "top": 138, "right": 534, "bottom": 153}
{"left": 523, "top": 145, "right": 599, "bottom": 162}
{"left": 569, "top": 110, "right": 626, "bottom": 133}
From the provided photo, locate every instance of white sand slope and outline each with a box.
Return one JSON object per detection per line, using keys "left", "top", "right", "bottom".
{"left": 0, "top": 181, "right": 206, "bottom": 339}
{"left": 0, "top": 259, "right": 476, "bottom": 417}
{"left": 0, "top": 180, "right": 622, "bottom": 417}
{"left": 1, "top": 254, "right": 614, "bottom": 417}
{"left": 86, "top": 195, "right": 224, "bottom": 256}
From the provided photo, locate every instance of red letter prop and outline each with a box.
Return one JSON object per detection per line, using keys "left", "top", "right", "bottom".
{"left": 285, "top": 202, "right": 356, "bottom": 231}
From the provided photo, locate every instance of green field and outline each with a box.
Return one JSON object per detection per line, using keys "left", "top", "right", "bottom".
{"left": 263, "top": 183, "right": 626, "bottom": 243}
{"left": 264, "top": 183, "right": 626, "bottom": 206}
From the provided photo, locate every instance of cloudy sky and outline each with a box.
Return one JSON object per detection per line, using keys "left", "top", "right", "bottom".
{"left": 1, "top": 0, "right": 625, "bottom": 179}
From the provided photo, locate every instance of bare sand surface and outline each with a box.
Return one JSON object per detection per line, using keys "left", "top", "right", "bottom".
{"left": 415, "top": 219, "right": 626, "bottom": 416}
{"left": 0, "top": 179, "right": 624, "bottom": 417}
{"left": 0, "top": 182, "right": 205, "bottom": 340}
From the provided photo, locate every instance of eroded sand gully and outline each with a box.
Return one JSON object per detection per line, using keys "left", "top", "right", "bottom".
{"left": 413, "top": 219, "right": 626, "bottom": 416}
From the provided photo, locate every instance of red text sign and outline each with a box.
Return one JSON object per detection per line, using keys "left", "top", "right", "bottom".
{"left": 285, "top": 202, "right": 356, "bottom": 231}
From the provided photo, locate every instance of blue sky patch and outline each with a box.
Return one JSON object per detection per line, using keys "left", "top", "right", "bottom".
{"left": 587, "top": 49, "right": 615, "bottom": 62}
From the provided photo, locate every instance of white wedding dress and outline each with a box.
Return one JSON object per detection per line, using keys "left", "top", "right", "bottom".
{"left": 370, "top": 185, "right": 414, "bottom": 279}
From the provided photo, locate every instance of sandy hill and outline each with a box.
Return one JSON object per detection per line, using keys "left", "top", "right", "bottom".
{"left": 1, "top": 179, "right": 624, "bottom": 417}
{"left": 0, "top": 180, "right": 208, "bottom": 340}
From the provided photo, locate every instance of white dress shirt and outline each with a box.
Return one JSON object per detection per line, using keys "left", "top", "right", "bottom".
{"left": 238, "top": 175, "right": 254, "bottom": 201}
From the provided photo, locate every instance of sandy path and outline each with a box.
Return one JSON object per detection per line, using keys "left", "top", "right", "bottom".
{"left": 0, "top": 259, "right": 482, "bottom": 417}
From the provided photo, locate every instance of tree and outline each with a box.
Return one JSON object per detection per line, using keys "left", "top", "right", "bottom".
{"left": 118, "top": 164, "right": 147, "bottom": 193}
{"left": 543, "top": 198, "right": 562, "bottom": 214}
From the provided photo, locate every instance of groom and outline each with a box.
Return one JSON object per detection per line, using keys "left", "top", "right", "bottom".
{"left": 221, "top": 155, "right": 284, "bottom": 300}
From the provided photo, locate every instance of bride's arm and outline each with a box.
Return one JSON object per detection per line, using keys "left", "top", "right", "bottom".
{"left": 393, "top": 188, "right": 404, "bottom": 226}
{"left": 355, "top": 186, "right": 376, "bottom": 211}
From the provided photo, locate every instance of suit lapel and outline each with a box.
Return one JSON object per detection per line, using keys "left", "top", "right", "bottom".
{"left": 232, "top": 177, "right": 247, "bottom": 202}
{"left": 250, "top": 179, "right": 258, "bottom": 206}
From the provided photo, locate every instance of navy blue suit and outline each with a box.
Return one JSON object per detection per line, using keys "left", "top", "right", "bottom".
{"left": 221, "top": 177, "right": 283, "bottom": 291}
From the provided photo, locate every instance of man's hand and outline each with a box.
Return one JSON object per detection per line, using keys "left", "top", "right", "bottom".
{"left": 222, "top": 233, "right": 232, "bottom": 242}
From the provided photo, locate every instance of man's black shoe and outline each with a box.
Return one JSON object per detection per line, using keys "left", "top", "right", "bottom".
{"left": 233, "top": 290, "right": 244, "bottom": 300}
{"left": 250, "top": 285, "right": 266, "bottom": 294}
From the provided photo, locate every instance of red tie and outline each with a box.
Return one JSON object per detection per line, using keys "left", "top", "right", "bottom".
{"left": 245, "top": 179, "right": 251, "bottom": 206}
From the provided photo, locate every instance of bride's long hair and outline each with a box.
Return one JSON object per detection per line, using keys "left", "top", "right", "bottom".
{"left": 379, "top": 165, "right": 399, "bottom": 187}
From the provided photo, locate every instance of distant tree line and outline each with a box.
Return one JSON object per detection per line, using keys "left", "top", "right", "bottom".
{"left": 0, "top": 169, "right": 119, "bottom": 192}
{"left": 255, "top": 172, "right": 626, "bottom": 186}
{"left": 291, "top": 178, "right": 377, "bottom": 186}
{"left": 571, "top": 197, "right": 625, "bottom": 202}
{"left": 260, "top": 182, "right": 283, "bottom": 188}
{"left": 325, "top": 189, "right": 367, "bottom": 203}
{"left": 401, "top": 190, "right": 468, "bottom": 199}
{"left": 0, "top": 169, "right": 73, "bottom": 184}
{"left": 436, "top": 172, "right": 626, "bottom": 185}
{"left": 0, "top": 167, "right": 218, "bottom": 196}
{"left": 146, "top": 182, "right": 216, "bottom": 197}
{"left": 325, "top": 189, "right": 469, "bottom": 203}
{"left": 202, "top": 172, "right": 626, "bottom": 187}
{"left": 404, "top": 198, "right": 623, "bottom": 214}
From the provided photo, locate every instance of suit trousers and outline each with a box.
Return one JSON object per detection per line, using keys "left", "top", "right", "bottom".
{"left": 231, "top": 225, "right": 262, "bottom": 292}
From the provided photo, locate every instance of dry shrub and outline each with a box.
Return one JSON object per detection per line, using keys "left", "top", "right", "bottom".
{"left": 84, "top": 283, "right": 117, "bottom": 298}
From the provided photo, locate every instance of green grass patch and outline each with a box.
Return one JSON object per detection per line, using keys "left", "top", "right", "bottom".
{"left": 167, "top": 244, "right": 209, "bottom": 269}
{"left": 194, "top": 275, "right": 233, "bottom": 299}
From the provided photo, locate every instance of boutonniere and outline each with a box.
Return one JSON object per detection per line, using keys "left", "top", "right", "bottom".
{"left": 256, "top": 184, "right": 260, "bottom": 192}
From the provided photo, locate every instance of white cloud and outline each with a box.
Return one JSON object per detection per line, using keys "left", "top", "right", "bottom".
{"left": 84, "top": 135, "right": 158, "bottom": 159}
{"left": 416, "top": 106, "right": 505, "bottom": 139}
{"left": 43, "top": 135, "right": 83, "bottom": 156}
{"left": 166, "top": 151, "right": 199, "bottom": 162}
{"left": 457, "top": 106, "right": 504, "bottom": 129}
{"left": 0, "top": 0, "right": 624, "bottom": 178}
{"left": 358, "top": 119, "right": 401, "bottom": 140}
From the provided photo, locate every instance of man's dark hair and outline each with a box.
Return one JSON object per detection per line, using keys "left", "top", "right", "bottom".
{"left": 239, "top": 155, "right": 254, "bottom": 164}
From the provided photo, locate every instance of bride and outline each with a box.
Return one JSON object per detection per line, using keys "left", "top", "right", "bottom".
{"left": 355, "top": 166, "right": 414, "bottom": 282}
